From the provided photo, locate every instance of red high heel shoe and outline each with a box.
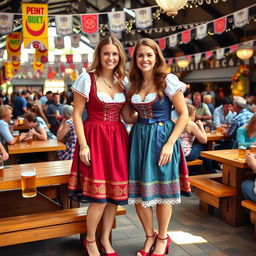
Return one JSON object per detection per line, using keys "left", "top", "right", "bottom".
{"left": 151, "top": 235, "right": 171, "bottom": 256}
{"left": 100, "top": 241, "right": 118, "bottom": 256}
{"left": 83, "top": 239, "right": 101, "bottom": 256}
{"left": 136, "top": 231, "right": 157, "bottom": 256}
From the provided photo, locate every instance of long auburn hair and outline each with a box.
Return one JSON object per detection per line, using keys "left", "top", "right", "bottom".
{"left": 87, "top": 36, "right": 126, "bottom": 88}
{"left": 246, "top": 113, "right": 256, "bottom": 135}
{"left": 127, "top": 38, "right": 169, "bottom": 100}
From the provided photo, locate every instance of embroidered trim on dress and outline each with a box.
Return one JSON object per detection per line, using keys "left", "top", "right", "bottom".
{"left": 128, "top": 197, "right": 181, "bottom": 207}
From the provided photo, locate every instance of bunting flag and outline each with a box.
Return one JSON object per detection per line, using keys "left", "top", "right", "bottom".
{"left": 71, "top": 34, "right": 80, "bottom": 48}
{"left": 205, "top": 50, "right": 213, "bottom": 60}
{"left": 55, "top": 15, "right": 73, "bottom": 36}
{"left": 35, "top": 45, "right": 48, "bottom": 63}
{"left": 54, "top": 36, "right": 64, "bottom": 49}
{"left": 66, "top": 54, "right": 73, "bottom": 64}
{"left": 88, "top": 33, "right": 99, "bottom": 47}
{"left": 0, "top": 13, "right": 14, "bottom": 34}
{"left": 159, "top": 38, "right": 166, "bottom": 50}
{"left": 196, "top": 24, "right": 207, "bottom": 39}
{"left": 108, "top": 11, "right": 125, "bottom": 32}
{"left": 33, "top": 61, "right": 44, "bottom": 74}
{"left": 11, "top": 60, "right": 21, "bottom": 74}
{"left": 128, "top": 47, "right": 134, "bottom": 57}
{"left": 230, "top": 44, "right": 239, "bottom": 53}
{"left": 216, "top": 48, "right": 225, "bottom": 60}
{"left": 81, "top": 14, "right": 99, "bottom": 34}
{"left": 6, "top": 32, "right": 22, "bottom": 61}
{"left": 134, "top": 7, "right": 152, "bottom": 29}
{"left": 54, "top": 54, "right": 61, "bottom": 63}
{"left": 233, "top": 8, "right": 248, "bottom": 28}
{"left": 22, "top": 3, "right": 48, "bottom": 49}
{"left": 181, "top": 29, "right": 191, "bottom": 44}
{"left": 169, "top": 34, "right": 177, "bottom": 47}
{"left": 194, "top": 53, "right": 202, "bottom": 64}
{"left": 214, "top": 17, "right": 227, "bottom": 34}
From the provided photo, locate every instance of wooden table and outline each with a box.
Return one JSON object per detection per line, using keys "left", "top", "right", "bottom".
{"left": 7, "top": 139, "right": 66, "bottom": 163}
{"left": 0, "top": 160, "right": 72, "bottom": 217}
{"left": 200, "top": 149, "right": 249, "bottom": 226}
{"left": 13, "top": 124, "right": 29, "bottom": 131}
{"left": 206, "top": 132, "right": 226, "bottom": 150}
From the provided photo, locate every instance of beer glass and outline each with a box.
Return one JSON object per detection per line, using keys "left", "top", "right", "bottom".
{"left": 238, "top": 142, "right": 247, "bottom": 160}
{"left": 21, "top": 167, "right": 37, "bottom": 198}
{"left": 18, "top": 116, "right": 24, "bottom": 126}
{"left": 250, "top": 142, "right": 256, "bottom": 155}
{"left": 12, "top": 130, "right": 19, "bottom": 142}
{"left": 216, "top": 125, "right": 222, "bottom": 135}
{"left": 26, "top": 135, "right": 33, "bottom": 145}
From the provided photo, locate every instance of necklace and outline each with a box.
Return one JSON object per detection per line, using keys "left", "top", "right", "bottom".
{"left": 102, "top": 77, "right": 113, "bottom": 89}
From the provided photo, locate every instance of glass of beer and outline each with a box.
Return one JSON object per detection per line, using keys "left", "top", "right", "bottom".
{"left": 26, "top": 135, "right": 33, "bottom": 146}
{"left": 238, "top": 143, "right": 247, "bottom": 160}
{"left": 21, "top": 167, "right": 37, "bottom": 198}
{"left": 12, "top": 130, "right": 19, "bottom": 143}
{"left": 18, "top": 116, "right": 24, "bottom": 126}
{"left": 250, "top": 142, "right": 256, "bottom": 155}
{"left": 216, "top": 125, "right": 222, "bottom": 135}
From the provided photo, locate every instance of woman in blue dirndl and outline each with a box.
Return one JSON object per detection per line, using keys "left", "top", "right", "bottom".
{"left": 127, "top": 38, "right": 190, "bottom": 256}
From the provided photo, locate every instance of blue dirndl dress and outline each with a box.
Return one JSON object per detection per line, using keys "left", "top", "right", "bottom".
{"left": 128, "top": 74, "right": 191, "bottom": 207}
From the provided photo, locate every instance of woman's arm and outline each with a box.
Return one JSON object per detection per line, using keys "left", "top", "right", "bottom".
{"left": 0, "top": 143, "right": 8, "bottom": 161}
{"left": 33, "top": 127, "right": 47, "bottom": 141}
{"left": 57, "top": 120, "right": 70, "bottom": 142}
{"left": 73, "top": 92, "right": 91, "bottom": 166}
{"left": 236, "top": 127, "right": 250, "bottom": 148}
{"left": 121, "top": 103, "right": 137, "bottom": 124}
{"left": 190, "top": 120, "right": 207, "bottom": 144}
{"left": 159, "top": 91, "right": 188, "bottom": 166}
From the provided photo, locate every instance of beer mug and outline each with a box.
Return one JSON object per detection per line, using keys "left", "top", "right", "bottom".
{"left": 26, "top": 135, "right": 33, "bottom": 146}
{"left": 12, "top": 130, "right": 20, "bottom": 142}
{"left": 238, "top": 142, "right": 247, "bottom": 160}
{"left": 18, "top": 116, "right": 24, "bottom": 126}
{"left": 216, "top": 125, "right": 222, "bottom": 135}
{"left": 21, "top": 167, "right": 37, "bottom": 198}
{"left": 250, "top": 142, "right": 256, "bottom": 155}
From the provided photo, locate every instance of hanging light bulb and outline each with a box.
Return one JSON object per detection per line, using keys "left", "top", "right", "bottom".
{"left": 236, "top": 45, "right": 254, "bottom": 60}
{"left": 177, "top": 57, "right": 190, "bottom": 68}
{"left": 156, "top": 0, "right": 189, "bottom": 16}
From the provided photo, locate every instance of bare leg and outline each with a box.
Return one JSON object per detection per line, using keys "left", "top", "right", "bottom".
{"left": 135, "top": 203, "right": 156, "bottom": 255}
{"left": 86, "top": 202, "right": 107, "bottom": 256}
{"left": 100, "top": 203, "right": 118, "bottom": 253}
{"left": 153, "top": 204, "right": 172, "bottom": 255}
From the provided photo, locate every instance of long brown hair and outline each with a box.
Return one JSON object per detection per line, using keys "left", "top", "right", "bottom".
{"left": 31, "top": 104, "right": 50, "bottom": 128}
{"left": 87, "top": 36, "right": 126, "bottom": 87}
{"left": 127, "top": 38, "right": 169, "bottom": 100}
{"left": 246, "top": 113, "right": 256, "bottom": 134}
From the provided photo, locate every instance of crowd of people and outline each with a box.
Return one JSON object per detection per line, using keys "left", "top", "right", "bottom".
{"left": 0, "top": 36, "right": 255, "bottom": 256}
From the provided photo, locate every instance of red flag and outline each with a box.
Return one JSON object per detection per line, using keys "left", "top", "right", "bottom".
{"left": 66, "top": 54, "right": 73, "bottom": 64}
{"left": 182, "top": 30, "right": 191, "bottom": 44}
{"left": 83, "top": 62, "right": 88, "bottom": 69}
{"left": 81, "top": 14, "right": 99, "bottom": 34}
{"left": 230, "top": 44, "right": 239, "bottom": 53}
{"left": 205, "top": 51, "right": 213, "bottom": 60}
{"left": 158, "top": 38, "right": 166, "bottom": 50}
{"left": 128, "top": 47, "right": 134, "bottom": 57}
{"left": 214, "top": 17, "right": 227, "bottom": 34}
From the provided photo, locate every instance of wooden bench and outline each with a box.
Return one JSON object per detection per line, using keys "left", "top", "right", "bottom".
{"left": 187, "top": 159, "right": 203, "bottom": 166}
{"left": 190, "top": 172, "right": 222, "bottom": 181}
{"left": 190, "top": 178, "right": 236, "bottom": 213}
{"left": 0, "top": 206, "right": 126, "bottom": 247}
{"left": 242, "top": 200, "right": 256, "bottom": 238}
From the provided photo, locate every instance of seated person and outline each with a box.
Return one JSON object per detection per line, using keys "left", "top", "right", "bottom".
{"left": 235, "top": 113, "right": 256, "bottom": 149}
{"left": 0, "top": 105, "right": 18, "bottom": 145}
{"left": 30, "top": 104, "right": 51, "bottom": 128}
{"left": 181, "top": 104, "right": 216, "bottom": 174}
{"left": 203, "top": 94, "right": 214, "bottom": 115}
{"left": 241, "top": 153, "right": 256, "bottom": 203}
{"left": 57, "top": 105, "right": 77, "bottom": 160}
{"left": 21, "top": 113, "right": 56, "bottom": 141}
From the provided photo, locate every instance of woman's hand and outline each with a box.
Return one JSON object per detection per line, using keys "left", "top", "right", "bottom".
{"left": 158, "top": 143, "right": 173, "bottom": 166}
{"left": 19, "top": 132, "right": 28, "bottom": 142}
{"left": 195, "top": 120, "right": 204, "bottom": 129}
{"left": 246, "top": 153, "right": 256, "bottom": 172}
{"left": 79, "top": 146, "right": 91, "bottom": 166}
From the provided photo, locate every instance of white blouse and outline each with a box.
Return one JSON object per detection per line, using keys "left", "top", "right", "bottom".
{"left": 71, "top": 72, "right": 125, "bottom": 103}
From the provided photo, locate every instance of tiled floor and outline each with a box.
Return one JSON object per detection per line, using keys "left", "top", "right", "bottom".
{"left": 1, "top": 194, "right": 256, "bottom": 256}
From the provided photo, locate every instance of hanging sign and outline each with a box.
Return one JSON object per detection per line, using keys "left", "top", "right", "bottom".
{"left": 181, "top": 30, "right": 191, "bottom": 44}
{"left": 55, "top": 15, "right": 73, "bottom": 36}
{"left": 22, "top": 3, "right": 48, "bottom": 49}
{"left": 0, "top": 13, "right": 14, "bottom": 34}
{"left": 108, "top": 11, "right": 125, "bottom": 32}
{"left": 134, "top": 7, "right": 152, "bottom": 29}
{"left": 81, "top": 14, "right": 99, "bottom": 34}
{"left": 233, "top": 8, "right": 248, "bottom": 28}
{"left": 35, "top": 45, "right": 48, "bottom": 63}
{"left": 6, "top": 32, "right": 22, "bottom": 61}
{"left": 71, "top": 34, "right": 80, "bottom": 48}
{"left": 214, "top": 17, "right": 227, "bottom": 35}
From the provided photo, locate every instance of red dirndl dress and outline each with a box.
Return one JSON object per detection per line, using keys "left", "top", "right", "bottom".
{"left": 68, "top": 73, "right": 128, "bottom": 205}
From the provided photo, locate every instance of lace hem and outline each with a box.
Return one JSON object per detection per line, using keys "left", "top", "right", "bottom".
{"left": 128, "top": 197, "right": 181, "bottom": 208}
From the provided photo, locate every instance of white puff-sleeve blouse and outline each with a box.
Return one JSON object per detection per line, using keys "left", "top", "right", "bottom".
{"left": 164, "top": 73, "right": 187, "bottom": 99}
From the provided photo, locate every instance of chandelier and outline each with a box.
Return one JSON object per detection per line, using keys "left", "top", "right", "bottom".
{"left": 236, "top": 45, "right": 254, "bottom": 60}
{"left": 156, "top": 0, "right": 189, "bottom": 16}
{"left": 177, "top": 57, "right": 190, "bottom": 68}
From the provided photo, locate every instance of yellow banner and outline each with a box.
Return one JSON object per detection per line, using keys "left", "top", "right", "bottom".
{"left": 6, "top": 32, "right": 22, "bottom": 61}
{"left": 4, "top": 62, "right": 12, "bottom": 80}
{"left": 35, "top": 47, "right": 48, "bottom": 63}
{"left": 22, "top": 3, "right": 48, "bottom": 49}
{"left": 11, "top": 60, "right": 21, "bottom": 74}
{"left": 33, "top": 61, "right": 44, "bottom": 74}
